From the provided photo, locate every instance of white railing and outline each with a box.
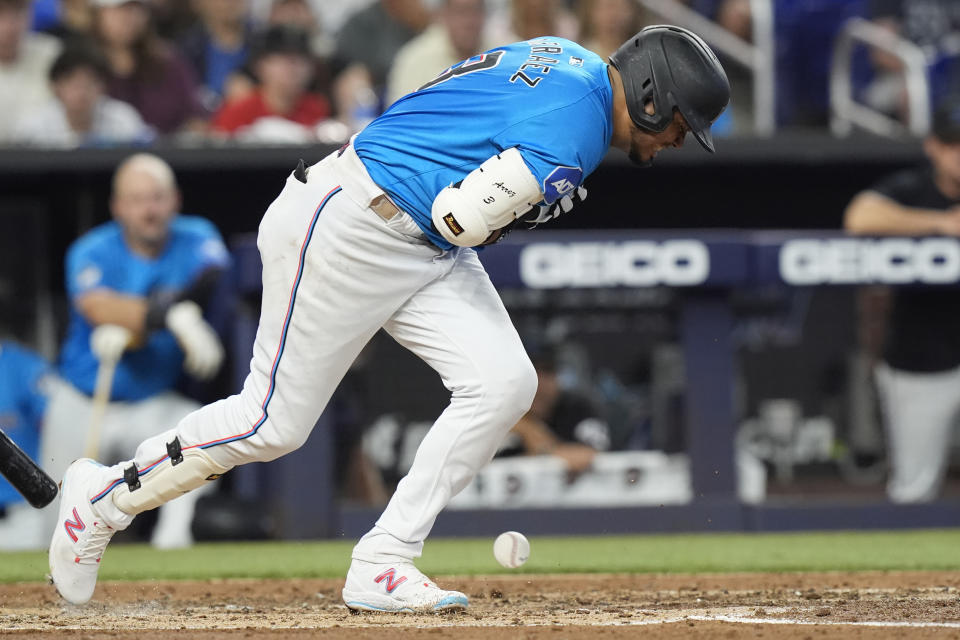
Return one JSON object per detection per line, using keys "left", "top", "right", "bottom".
{"left": 638, "top": 0, "right": 776, "bottom": 136}
{"left": 830, "top": 17, "right": 930, "bottom": 138}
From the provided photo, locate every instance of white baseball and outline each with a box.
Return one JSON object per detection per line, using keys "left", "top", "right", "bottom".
{"left": 493, "top": 531, "right": 530, "bottom": 568}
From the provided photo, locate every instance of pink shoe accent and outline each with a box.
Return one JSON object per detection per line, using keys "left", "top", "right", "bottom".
{"left": 374, "top": 568, "right": 408, "bottom": 594}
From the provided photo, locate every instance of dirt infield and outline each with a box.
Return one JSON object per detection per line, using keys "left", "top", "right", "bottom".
{"left": 3, "top": 572, "right": 960, "bottom": 638}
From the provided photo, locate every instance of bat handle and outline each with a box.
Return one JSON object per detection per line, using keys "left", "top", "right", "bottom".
{"left": 84, "top": 357, "right": 118, "bottom": 461}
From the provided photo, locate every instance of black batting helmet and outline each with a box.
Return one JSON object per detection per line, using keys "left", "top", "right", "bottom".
{"left": 609, "top": 25, "right": 730, "bottom": 153}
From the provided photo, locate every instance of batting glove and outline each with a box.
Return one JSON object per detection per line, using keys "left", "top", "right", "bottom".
{"left": 517, "top": 186, "right": 587, "bottom": 229}
{"left": 90, "top": 324, "right": 132, "bottom": 362}
{"left": 166, "top": 301, "right": 224, "bottom": 380}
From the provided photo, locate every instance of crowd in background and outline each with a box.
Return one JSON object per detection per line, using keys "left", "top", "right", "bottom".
{"left": 3, "top": 0, "right": 959, "bottom": 148}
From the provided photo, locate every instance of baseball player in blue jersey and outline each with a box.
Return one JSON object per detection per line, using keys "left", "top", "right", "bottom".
{"left": 0, "top": 342, "right": 54, "bottom": 549}
{"left": 42, "top": 153, "right": 230, "bottom": 549}
{"left": 49, "top": 26, "right": 729, "bottom": 611}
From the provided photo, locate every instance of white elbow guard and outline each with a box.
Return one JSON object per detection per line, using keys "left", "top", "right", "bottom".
{"left": 431, "top": 147, "right": 542, "bottom": 247}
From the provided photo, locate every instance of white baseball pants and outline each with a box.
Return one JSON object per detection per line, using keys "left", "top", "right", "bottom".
{"left": 93, "top": 144, "right": 537, "bottom": 561}
{"left": 874, "top": 361, "right": 960, "bottom": 503}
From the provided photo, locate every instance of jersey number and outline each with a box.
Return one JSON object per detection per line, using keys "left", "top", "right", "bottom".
{"left": 419, "top": 50, "right": 506, "bottom": 91}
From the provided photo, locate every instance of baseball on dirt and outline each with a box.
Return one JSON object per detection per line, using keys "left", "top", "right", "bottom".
{"left": 493, "top": 531, "right": 530, "bottom": 568}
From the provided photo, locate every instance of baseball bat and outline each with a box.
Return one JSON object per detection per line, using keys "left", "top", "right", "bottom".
{"left": 0, "top": 429, "right": 58, "bottom": 508}
{"left": 84, "top": 356, "right": 118, "bottom": 460}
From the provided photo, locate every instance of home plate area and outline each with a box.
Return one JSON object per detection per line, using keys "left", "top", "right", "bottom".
{"left": 3, "top": 571, "right": 959, "bottom": 638}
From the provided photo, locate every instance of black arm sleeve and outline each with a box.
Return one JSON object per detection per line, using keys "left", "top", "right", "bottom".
{"left": 866, "top": 168, "right": 925, "bottom": 204}
{"left": 144, "top": 265, "right": 226, "bottom": 331}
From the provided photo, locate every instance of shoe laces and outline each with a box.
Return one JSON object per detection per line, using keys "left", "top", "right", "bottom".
{"left": 75, "top": 522, "right": 114, "bottom": 565}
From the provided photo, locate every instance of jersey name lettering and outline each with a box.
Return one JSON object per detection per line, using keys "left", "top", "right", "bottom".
{"left": 509, "top": 71, "right": 541, "bottom": 87}
{"left": 510, "top": 40, "right": 563, "bottom": 88}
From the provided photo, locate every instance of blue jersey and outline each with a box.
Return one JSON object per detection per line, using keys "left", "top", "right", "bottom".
{"left": 354, "top": 38, "right": 613, "bottom": 249}
{"left": 59, "top": 216, "right": 230, "bottom": 402}
{"left": 0, "top": 342, "right": 52, "bottom": 506}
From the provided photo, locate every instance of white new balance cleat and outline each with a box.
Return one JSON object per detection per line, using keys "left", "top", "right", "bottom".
{"left": 342, "top": 559, "right": 468, "bottom": 613}
{"left": 49, "top": 459, "right": 117, "bottom": 605}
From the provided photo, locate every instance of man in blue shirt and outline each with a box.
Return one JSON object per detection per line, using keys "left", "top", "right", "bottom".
{"left": 49, "top": 26, "right": 728, "bottom": 611}
{"left": 0, "top": 341, "right": 54, "bottom": 550}
{"left": 43, "top": 152, "right": 229, "bottom": 550}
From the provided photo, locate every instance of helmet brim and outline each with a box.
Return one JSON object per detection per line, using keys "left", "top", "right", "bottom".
{"left": 692, "top": 126, "right": 715, "bottom": 153}
{"left": 681, "top": 107, "right": 716, "bottom": 153}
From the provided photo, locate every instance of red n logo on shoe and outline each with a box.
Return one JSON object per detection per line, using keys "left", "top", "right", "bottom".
{"left": 374, "top": 568, "right": 407, "bottom": 593}
{"left": 64, "top": 507, "right": 85, "bottom": 542}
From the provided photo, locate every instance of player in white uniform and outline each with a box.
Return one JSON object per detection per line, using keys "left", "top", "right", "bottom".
{"left": 49, "top": 26, "right": 729, "bottom": 612}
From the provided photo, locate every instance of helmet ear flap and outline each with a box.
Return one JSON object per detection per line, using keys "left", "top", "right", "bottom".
{"left": 611, "top": 35, "right": 676, "bottom": 135}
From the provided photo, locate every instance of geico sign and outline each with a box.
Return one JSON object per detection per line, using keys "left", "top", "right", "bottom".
{"left": 780, "top": 238, "right": 960, "bottom": 285}
{"left": 519, "top": 241, "right": 709, "bottom": 288}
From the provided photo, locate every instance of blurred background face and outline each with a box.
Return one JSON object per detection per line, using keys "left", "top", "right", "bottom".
{"left": 196, "top": 0, "right": 248, "bottom": 26}
{"left": 96, "top": 2, "right": 149, "bottom": 47}
{"left": 268, "top": 0, "right": 315, "bottom": 31}
{"left": 255, "top": 52, "right": 311, "bottom": 95}
{"left": 443, "top": 0, "right": 484, "bottom": 57}
{"left": 53, "top": 67, "right": 104, "bottom": 120}
{"left": 0, "top": 1, "right": 29, "bottom": 62}
{"left": 512, "top": 0, "right": 557, "bottom": 39}
{"left": 112, "top": 165, "right": 178, "bottom": 249}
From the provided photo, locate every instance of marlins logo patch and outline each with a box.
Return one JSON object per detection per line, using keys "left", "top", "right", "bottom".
{"left": 442, "top": 213, "right": 465, "bottom": 236}
{"left": 75, "top": 264, "right": 103, "bottom": 291}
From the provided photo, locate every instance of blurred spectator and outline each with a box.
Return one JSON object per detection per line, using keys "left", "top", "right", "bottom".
{"left": 0, "top": 341, "right": 55, "bottom": 550}
{"left": 40, "top": 0, "right": 94, "bottom": 42}
{"left": 329, "top": 0, "right": 432, "bottom": 132}
{"left": 246, "top": 0, "right": 370, "bottom": 43}
{"left": 0, "top": 0, "right": 61, "bottom": 143}
{"left": 92, "top": 0, "right": 208, "bottom": 135}
{"left": 843, "top": 100, "right": 960, "bottom": 503}
{"left": 211, "top": 24, "right": 331, "bottom": 142}
{"left": 214, "top": 0, "right": 335, "bottom": 108}
{"left": 575, "top": 0, "right": 645, "bottom": 61}
{"left": 498, "top": 345, "right": 611, "bottom": 474}
{"left": 269, "top": 0, "right": 323, "bottom": 53}
{"left": 178, "top": 0, "right": 255, "bottom": 109}
{"left": 689, "top": 0, "right": 751, "bottom": 41}
{"left": 307, "top": 0, "right": 373, "bottom": 40}
{"left": 332, "top": 63, "right": 379, "bottom": 135}
{"left": 864, "top": 0, "right": 960, "bottom": 119}
{"left": 151, "top": 0, "right": 198, "bottom": 40}
{"left": 385, "top": 0, "right": 489, "bottom": 106}
{"left": 266, "top": 0, "right": 334, "bottom": 100}
{"left": 485, "top": 0, "right": 578, "bottom": 46}
{"left": 333, "top": 0, "right": 430, "bottom": 101}
{"left": 42, "top": 153, "right": 230, "bottom": 548}
{"left": 12, "top": 44, "right": 153, "bottom": 147}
